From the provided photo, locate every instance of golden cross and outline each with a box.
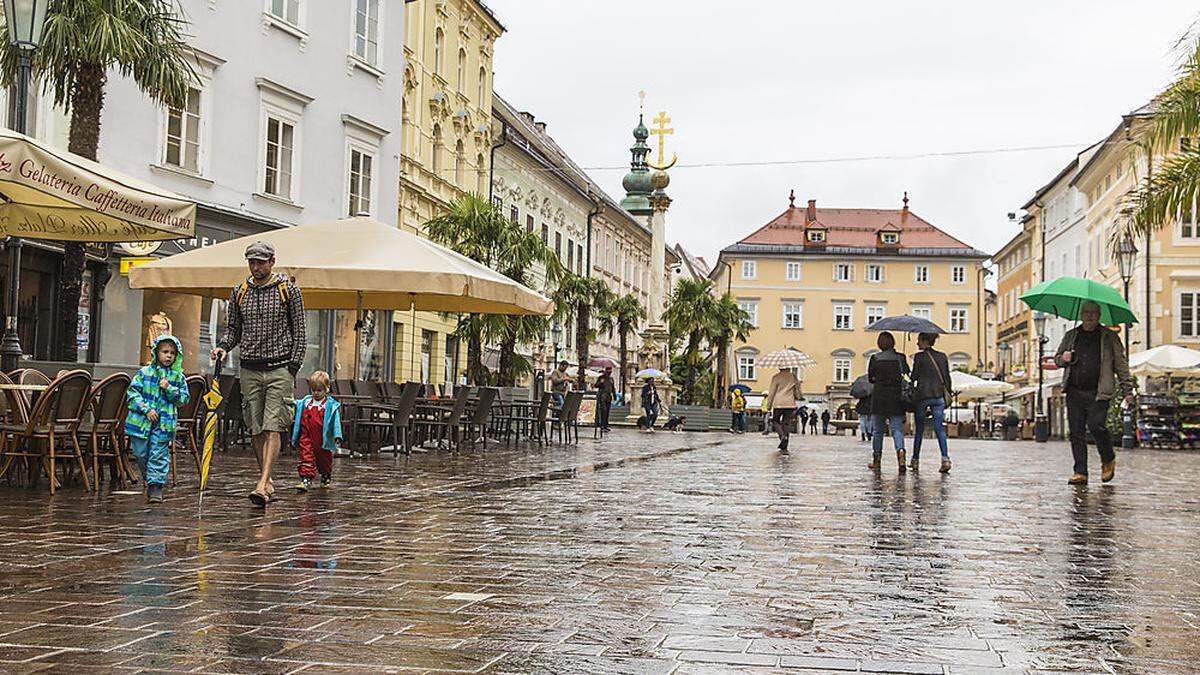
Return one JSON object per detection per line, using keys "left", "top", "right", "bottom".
{"left": 649, "top": 111, "right": 674, "bottom": 166}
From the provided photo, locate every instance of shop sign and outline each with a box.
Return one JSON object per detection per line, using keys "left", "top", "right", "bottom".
{"left": 119, "top": 241, "right": 162, "bottom": 256}
{"left": 119, "top": 257, "right": 157, "bottom": 275}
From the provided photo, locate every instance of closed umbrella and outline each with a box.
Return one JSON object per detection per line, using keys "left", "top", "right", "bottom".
{"left": 197, "top": 364, "right": 224, "bottom": 516}
{"left": 1019, "top": 276, "right": 1137, "bottom": 325}
{"left": 758, "top": 348, "right": 817, "bottom": 369}
{"left": 849, "top": 374, "right": 873, "bottom": 399}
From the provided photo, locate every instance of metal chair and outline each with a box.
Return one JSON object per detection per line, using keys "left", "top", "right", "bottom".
{"left": 463, "top": 387, "right": 498, "bottom": 450}
{"left": 7, "top": 370, "right": 94, "bottom": 493}
{"left": 550, "top": 391, "right": 584, "bottom": 445}
{"left": 78, "top": 372, "right": 132, "bottom": 488}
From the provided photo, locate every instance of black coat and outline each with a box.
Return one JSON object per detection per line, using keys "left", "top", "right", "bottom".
{"left": 911, "top": 348, "right": 952, "bottom": 403}
{"left": 868, "top": 349, "right": 909, "bottom": 416}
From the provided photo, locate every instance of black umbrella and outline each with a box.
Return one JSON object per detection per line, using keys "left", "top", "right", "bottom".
{"left": 865, "top": 315, "right": 946, "bottom": 334}
{"left": 849, "top": 374, "right": 873, "bottom": 399}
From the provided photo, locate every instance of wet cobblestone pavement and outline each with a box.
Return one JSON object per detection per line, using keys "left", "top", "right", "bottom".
{"left": 0, "top": 431, "right": 1198, "bottom": 673}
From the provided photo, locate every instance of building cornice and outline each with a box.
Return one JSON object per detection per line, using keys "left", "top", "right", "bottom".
{"left": 720, "top": 244, "right": 990, "bottom": 260}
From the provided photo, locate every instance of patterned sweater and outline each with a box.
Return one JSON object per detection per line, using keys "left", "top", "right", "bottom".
{"left": 125, "top": 362, "right": 190, "bottom": 438}
{"left": 217, "top": 274, "right": 306, "bottom": 372}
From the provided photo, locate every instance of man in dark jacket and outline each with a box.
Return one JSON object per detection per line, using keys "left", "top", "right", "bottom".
{"left": 820, "top": 409, "right": 831, "bottom": 435}
{"left": 595, "top": 367, "right": 616, "bottom": 432}
{"left": 1055, "top": 301, "right": 1134, "bottom": 485}
{"left": 212, "top": 241, "right": 306, "bottom": 507}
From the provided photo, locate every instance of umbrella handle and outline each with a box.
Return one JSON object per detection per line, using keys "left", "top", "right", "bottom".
{"left": 212, "top": 361, "right": 223, "bottom": 379}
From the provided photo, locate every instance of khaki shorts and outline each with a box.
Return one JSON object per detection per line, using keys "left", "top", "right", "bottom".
{"left": 240, "top": 366, "right": 294, "bottom": 436}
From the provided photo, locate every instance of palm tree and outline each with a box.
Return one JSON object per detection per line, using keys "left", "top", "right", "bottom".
{"left": 599, "top": 293, "right": 646, "bottom": 395}
{"left": 552, "top": 274, "right": 614, "bottom": 390}
{"left": 663, "top": 278, "right": 718, "bottom": 404}
{"left": 1, "top": 0, "right": 197, "bottom": 361}
{"left": 708, "top": 293, "right": 753, "bottom": 407}
{"left": 1124, "top": 34, "right": 1200, "bottom": 235}
{"left": 492, "top": 226, "right": 561, "bottom": 386}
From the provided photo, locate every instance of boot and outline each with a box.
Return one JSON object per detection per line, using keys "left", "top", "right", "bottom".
{"left": 897, "top": 450, "right": 907, "bottom": 473}
{"left": 867, "top": 455, "right": 881, "bottom": 470}
{"left": 908, "top": 456, "right": 920, "bottom": 471}
{"left": 1067, "top": 473, "right": 1088, "bottom": 485}
{"left": 940, "top": 458, "right": 952, "bottom": 474}
{"left": 1101, "top": 459, "right": 1116, "bottom": 483}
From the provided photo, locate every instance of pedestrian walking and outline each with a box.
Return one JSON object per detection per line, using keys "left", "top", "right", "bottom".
{"left": 549, "top": 361, "right": 570, "bottom": 409}
{"left": 821, "top": 409, "right": 831, "bottom": 435}
{"left": 596, "top": 367, "right": 616, "bottom": 432}
{"left": 730, "top": 388, "right": 747, "bottom": 433}
{"left": 1055, "top": 301, "right": 1134, "bottom": 485}
{"left": 766, "top": 368, "right": 801, "bottom": 452}
{"left": 856, "top": 396, "right": 873, "bottom": 442}
{"left": 797, "top": 407, "right": 809, "bottom": 435}
{"left": 910, "top": 332, "right": 953, "bottom": 473}
{"left": 125, "top": 335, "right": 190, "bottom": 504}
{"left": 641, "top": 378, "right": 661, "bottom": 431}
{"left": 867, "top": 331, "right": 910, "bottom": 472}
{"left": 810, "top": 410, "right": 819, "bottom": 435}
{"left": 212, "top": 241, "right": 306, "bottom": 507}
{"left": 292, "top": 370, "right": 343, "bottom": 492}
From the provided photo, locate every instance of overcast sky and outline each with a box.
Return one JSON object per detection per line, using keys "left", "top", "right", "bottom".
{"left": 486, "top": 0, "right": 1199, "bottom": 266}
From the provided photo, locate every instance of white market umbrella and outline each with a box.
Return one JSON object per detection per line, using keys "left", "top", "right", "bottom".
{"left": 1129, "top": 344, "right": 1200, "bottom": 376}
{"left": 951, "top": 371, "right": 1015, "bottom": 400}
{"left": 758, "top": 348, "right": 817, "bottom": 369}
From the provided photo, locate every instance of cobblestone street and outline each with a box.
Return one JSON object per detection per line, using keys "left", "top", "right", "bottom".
{"left": 0, "top": 430, "right": 1197, "bottom": 673}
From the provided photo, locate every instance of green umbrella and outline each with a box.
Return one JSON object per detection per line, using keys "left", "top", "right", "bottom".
{"left": 1019, "top": 276, "right": 1137, "bottom": 325}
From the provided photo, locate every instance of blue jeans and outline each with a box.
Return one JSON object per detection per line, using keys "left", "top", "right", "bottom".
{"left": 871, "top": 414, "right": 906, "bottom": 456}
{"left": 130, "top": 431, "right": 172, "bottom": 487}
{"left": 732, "top": 411, "right": 747, "bottom": 432}
{"left": 858, "top": 416, "right": 872, "bottom": 440}
{"left": 912, "top": 398, "right": 949, "bottom": 460}
{"left": 643, "top": 406, "right": 658, "bottom": 428}
{"left": 551, "top": 392, "right": 565, "bottom": 409}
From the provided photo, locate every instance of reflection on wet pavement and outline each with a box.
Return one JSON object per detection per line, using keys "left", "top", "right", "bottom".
{"left": 0, "top": 431, "right": 1197, "bottom": 672}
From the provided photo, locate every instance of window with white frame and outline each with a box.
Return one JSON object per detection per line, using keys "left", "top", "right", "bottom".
{"left": 834, "top": 263, "right": 852, "bottom": 282}
{"left": 785, "top": 261, "right": 802, "bottom": 281}
{"left": 353, "top": 0, "right": 380, "bottom": 65}
{"left": 834, "top": 304, "right": 853, "bottom": 330}
{"left": 741, "top": 260, "right": 756, "bottom": 279}
{"left": 782, "top": 302, "right": 803, "bottom": 329}
{"left": 833, "top": 358, "right": 851, "bottom": 383}
{"left": 433, "top": 28, "right": 444, "bottom": 76}
{"left": 1181, "top": 292, "right": 1200, "bottom": 337}
{"left": 949, "top": 306, "right": 969, "bottom": 333}
{"left": 737, "top": 353, "right": 757, "bottom": 381}
{"left": 1182, "top": 200, "right": 1198, "bottom": 238}
{"left": 346, "top": 146, "right": 374, "bottom": 216}
{"left": 808, "top": 229, "right": 825, "bottom": 243}
{"left": 738, "top": 300, "right": 758, "bottom": 327}
{"left": 951, "top": 265, "right": 966, "bottom": 284}
{"left": 911, "top": 305, "right": 932, "bottom": 320}
{"left": 263, "top": 115, "right": 296, "bottom": 199}
{"left": 268, "top": 0, "right": 301, "bottom": 26}
{"left": 163, "top": 85, "right": 202, "bottom": 173}
{"left": 456, "top": 49, "right": 466, "bottom": 92}
{"left": 866, "top": 304, "right": 885, "bottom": 327}
{"left": 914, "top": 264, "right": 930, "bottom": 283}
{"left": 866, "top": 264, "right": 884, "bottom": 283}
{"left": 881, "top": 232, "right": 899, "bottom": 245}
{"left": 476, "top": 66, "right": 486, "bottom": 104}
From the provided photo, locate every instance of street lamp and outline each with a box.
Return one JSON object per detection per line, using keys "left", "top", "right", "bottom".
{"left": 1116, "top": 234, "right": 1138, "bottom": 356}
{"left": 1033, "top": 310, "right": 1050, "bottom": 443}
{"left": 998, "top": 341, "right": 1011, "bottom": 437}
{"left": 550, "top": 322, "right": 562, "bottom": 367}
{"left": 1, "top": 0, "right": 49, "bottom": 372}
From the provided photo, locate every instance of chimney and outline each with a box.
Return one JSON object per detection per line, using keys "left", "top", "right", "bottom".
{"left": 806, "top": 199, "right": 816, "bottom": 223}
{"left": 535, "top": 122, "right": 547, "bottom": 133}
{"left": 520, "top": 111, "right": 535, "bottom": 125}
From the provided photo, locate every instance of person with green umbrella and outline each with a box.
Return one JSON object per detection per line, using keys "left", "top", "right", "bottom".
{"left": 1054, "top": 301, "right": 1134, "bottom": 485}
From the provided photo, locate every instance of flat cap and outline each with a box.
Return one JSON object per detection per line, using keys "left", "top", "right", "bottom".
{"left": 244, "top": 241, "right": 275, "bottom": 260}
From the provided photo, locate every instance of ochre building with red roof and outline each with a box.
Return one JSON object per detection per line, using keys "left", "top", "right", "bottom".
{"left": 713, "top": 192, "right": 989, "bottom": 413}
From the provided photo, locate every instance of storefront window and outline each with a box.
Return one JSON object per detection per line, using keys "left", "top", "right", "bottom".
{"left": 421, "top": 329, "right": 434, "bottom": 383}
{"left": 334, "top": 309, "right": 383, "bottom": 380}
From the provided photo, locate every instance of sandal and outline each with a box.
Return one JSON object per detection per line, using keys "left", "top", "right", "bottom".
{"left": 248, "top": 491, "right": 268, "bottom": 507}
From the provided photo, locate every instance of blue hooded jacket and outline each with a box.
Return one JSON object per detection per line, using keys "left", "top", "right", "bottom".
{"left": 125, "top": 335, "right": 190, "bottom": 439}
{"left": 290, "top": 395, "right": 343, "bottom": 452}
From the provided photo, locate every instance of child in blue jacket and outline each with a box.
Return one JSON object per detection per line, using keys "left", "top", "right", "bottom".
{"left": 125, "top": 335, "right": 190, "bottom": 503}
{"left": 291, "top": 370, "right": 343, "bottom": 491}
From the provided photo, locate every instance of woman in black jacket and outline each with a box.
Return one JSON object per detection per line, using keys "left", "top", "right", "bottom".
{"left": 867, "top": 331, "right": 909, "bottom": 472}
{"left": 910, "top": 332, "right": 953, "bottom": 473}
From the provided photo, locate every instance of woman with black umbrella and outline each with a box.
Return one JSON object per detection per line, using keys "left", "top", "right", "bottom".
{"left": 867, "top": 331, "right": 909, "bottom": 472}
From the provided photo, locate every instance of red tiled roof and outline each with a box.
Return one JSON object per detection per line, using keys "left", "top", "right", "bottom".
{"left": 738, "top": 204, "right": 977, "bottom": 251}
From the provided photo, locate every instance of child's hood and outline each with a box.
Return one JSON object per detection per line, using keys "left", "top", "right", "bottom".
{"left": 151, "top": 334, "right": 185, "bottom": 375}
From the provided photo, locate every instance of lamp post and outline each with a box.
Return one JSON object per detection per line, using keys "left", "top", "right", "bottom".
{"left": 1033, "top": 311, "right": 1050, "bottom": 443}
{"left": 1116, "top": 234, "right": 1138, "bottom": 356}
{"left": 550, "top": 322, "right": 562, "bottom": 369}
{"left": 998, "top": 340, "right": 1011, "bottom": 438}
{"left": 1, "top": 0, "right": 48, "bottom": 372}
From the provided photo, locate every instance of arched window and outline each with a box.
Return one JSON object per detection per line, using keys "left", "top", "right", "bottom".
{"left": 476, "top": 153, "right": 486, "bottom": 194}
{"left": 457, "top": 49, "right": 466, "bottom": 92}
{"left": 454, "top": 140, "right": 464, "bottom": 185}
{"left": 433, "top": 28, "right": 444, "bottom": 76}
{"left": 477, "top": 66, "right": 486, "bottom": 104}
{"left": 431, "top": 124, "right": 442, "bottom": 176}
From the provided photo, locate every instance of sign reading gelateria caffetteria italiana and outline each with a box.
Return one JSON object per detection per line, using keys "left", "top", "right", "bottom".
{"left": 0, "top": 128, "right": 195, "bottom": 242}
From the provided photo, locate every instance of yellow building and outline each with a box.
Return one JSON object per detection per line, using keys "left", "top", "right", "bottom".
{"left": 397, "top": 0, "right": 503, "bottom": 383}
{"left": 993, "top": 220, "right": 1035, "bottom": 415}
{"left": 714, "top": 193, "right": 989, "bottom": 413}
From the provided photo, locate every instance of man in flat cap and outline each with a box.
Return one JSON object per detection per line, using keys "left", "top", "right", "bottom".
{"left": 212, "top": 241, "right": 306, "bottom": 507}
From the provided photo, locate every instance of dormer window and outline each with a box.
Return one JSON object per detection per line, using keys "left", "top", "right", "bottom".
{"left": 807, "top": 230, "right": 826, "bottom": 243}
{"left": 881, "top": 232, "right": 899, "bottom": 245}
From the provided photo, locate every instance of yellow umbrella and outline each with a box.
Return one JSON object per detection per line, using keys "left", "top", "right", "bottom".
{"left": 128, "top": 215, "right": 552, "bottom": 315}
{"left": 0, "top": 128, "right": 195, "bottom": 241}
{"left": 197, "top": 364, "right": 224, "bottom": 516}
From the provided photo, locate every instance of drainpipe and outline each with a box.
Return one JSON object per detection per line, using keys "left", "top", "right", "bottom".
{"left": 488, "top": 117, "right": 507, "bottom": 203}
{"left": 585, "top": 192, "right": 600, "bottom": 279}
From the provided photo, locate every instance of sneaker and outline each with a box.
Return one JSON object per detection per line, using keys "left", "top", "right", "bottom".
{"left": 1068, "top": 473, "right": 1088, "bottom": 485}
{"left": 940, "top": 459, "right": 952, "bottom": 474}
{"left": 320, "top": 475, "right": 331, "bottom": 489}
{"left": 1101, "top": 460, "right": 1115, "bottom": 483}
{"left": 296, "top": 478, "right": 311, "bottom": 492}
{"left": 146, "top": 485, "right": 163, "bottom": 503}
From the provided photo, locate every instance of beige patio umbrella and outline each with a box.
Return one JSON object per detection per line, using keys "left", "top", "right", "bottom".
{"left": 0, "top": 128, "right": 195, "bottom": 241}
{"left": 129, "top": 215, "right": 554, "bottom": 376}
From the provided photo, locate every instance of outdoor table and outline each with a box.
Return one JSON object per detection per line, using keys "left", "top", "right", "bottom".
{"left": 0, "top": 384, "right": 48, "bottom": 391}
